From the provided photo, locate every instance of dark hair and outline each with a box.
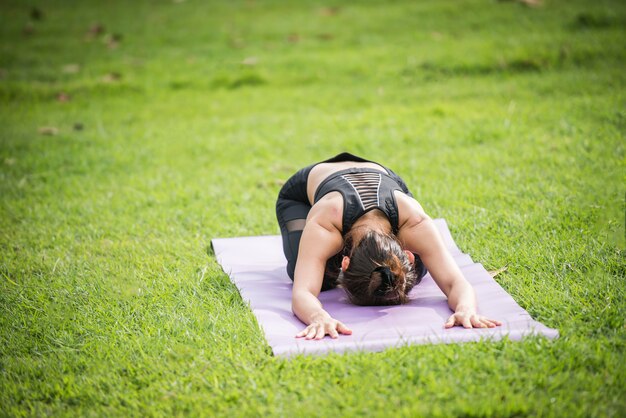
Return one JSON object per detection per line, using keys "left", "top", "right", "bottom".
{"left": 338, "top": 230, "right": 418, "bottom": 306}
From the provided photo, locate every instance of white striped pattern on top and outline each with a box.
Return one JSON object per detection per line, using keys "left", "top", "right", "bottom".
{"left": 341, "top": 172, "right": 382, "bottom": 211}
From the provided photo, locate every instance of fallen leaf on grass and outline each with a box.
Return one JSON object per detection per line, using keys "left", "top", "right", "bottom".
{"left": 89, "top": 23, "right": 105, "bottom": 35}
{"left": 241, "top": 56, "right": 258, "bottom": 66}
{"left": 431, "top": 31, "right": 444, "bottom": 40}
{"left": 102, "top": 72, "right": 122, "bottom": 82}
{"left": 103, "top": 33, "right": 122, "bottom": 49}
{"left": 56, "top": 92, "right": 70, "bottom": 102}
{"left": 256, "top": 179, "right": 285, "bottom": 189}
{"left": 22, "top": 23, "right": 35, "bottom": 36}
{"left": 85, "top": 23, "right": 105, "bottom": 40}
{"left": 62, "top": 63, "right": 80, "bottom": 74}
{"left": 319, "top": 7, "right": 340, "bottom": 16}
{"left": 488, "top": 266, "right": 508, "bottom": 278}
{"left": 229, "top": 37, "right": 245, "bottom": 49}
{"left": 317, "top": 33, "right": 334, "bottom": 41}
{"left": 38, "top": 126, "right": 59, "bottom": 135}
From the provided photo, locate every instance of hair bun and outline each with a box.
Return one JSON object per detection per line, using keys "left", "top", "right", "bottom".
{"left": 373, "top": 266, "right": 394, "bottom": 296}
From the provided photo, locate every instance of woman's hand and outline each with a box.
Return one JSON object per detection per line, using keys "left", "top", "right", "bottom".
{"left": 296, "top": 313, "right": 353, "bottom": 340}
{"left": 445, "top": 310, "right": 502, "bottom": 329}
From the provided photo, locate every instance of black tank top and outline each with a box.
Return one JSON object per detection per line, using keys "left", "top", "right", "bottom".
{"left": 313, "top": 167, "right": 407, "bottom": 235}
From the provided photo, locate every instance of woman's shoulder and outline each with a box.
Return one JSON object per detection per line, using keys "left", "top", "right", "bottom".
{"left": 394, "top": 191, "right": 430, "bottom": 230}
{"left": 308, "top": 192, "right": 344, "bottom": 232}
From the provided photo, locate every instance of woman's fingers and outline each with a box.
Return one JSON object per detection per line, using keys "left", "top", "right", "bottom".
{"left": 314, "top": 324, "right": 326, "bottom": 340}
{"left": 301, "top": 314, "right": 500, "bottom": 337}
{"left": 296, "top": 319, "right": 354, "bottom": 339}
{"left": 462, "top": 316, "right": 473, "bottom": 329}
{"left": 445, "top": 313, "right": 503, "bottom": 329}
{"left": 306, "top": 325, "right": 317, "bottom": 340}
{"left": 480, "top": 318, "right": 496, "bottom": 328}
{"left": 296, "top": 325, "right": 312, "bottom": 338}
{"left": 470, "top": 315, "right": 486, "bottom": 328}
{"left": 337, "top": 321, "right": 353, "bottom": 335}
{"left": 296, "top": 324, "right": 323, "bottom": 339}
{"left": 480, "top": 318, "right": 495, "bottom": 328}
{"left": 481, "top": 317, "right": 502, "bottom": 328}
{"left": 329, "top": 327, "right": 339, "bottom": 339}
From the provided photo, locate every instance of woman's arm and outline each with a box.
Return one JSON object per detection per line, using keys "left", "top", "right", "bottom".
{"left": 397, "top": 199, "right": 501, "bottom": 328}
{"left": 291, "top": 205, "right": 352, "bottom": 339}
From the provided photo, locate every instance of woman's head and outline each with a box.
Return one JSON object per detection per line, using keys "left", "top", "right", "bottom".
{"left": 338, "top": 230, "right": 418, "bottom": 306}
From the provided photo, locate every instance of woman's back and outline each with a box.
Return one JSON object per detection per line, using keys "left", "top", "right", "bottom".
{"left": 306, "top": 161, "right": 388, "bottom": 204}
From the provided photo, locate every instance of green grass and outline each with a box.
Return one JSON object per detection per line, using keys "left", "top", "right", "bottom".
{"left": 1, "top": 0, "right": 624, "bottom": 416}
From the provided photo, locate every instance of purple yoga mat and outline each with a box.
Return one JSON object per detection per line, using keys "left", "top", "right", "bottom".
{"left": 211, "top": 219, "right": 558, "bottom": 357}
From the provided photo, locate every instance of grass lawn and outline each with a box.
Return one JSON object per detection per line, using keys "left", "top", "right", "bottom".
{"left": 1, "top": 0, "right": 624, "bottom": 416}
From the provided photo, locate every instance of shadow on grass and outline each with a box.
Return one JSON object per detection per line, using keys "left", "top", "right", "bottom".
{"left": 167, "top": 71, "right": 268, "bottom": 92}
{"left": 400, "top": 44, "right": 622, "bottom": 82}
{"left": 568, "top": 12, "right": 625, "bottom": 30}
{"left": 210, "top": 72, "right": 267, "bottom": 90}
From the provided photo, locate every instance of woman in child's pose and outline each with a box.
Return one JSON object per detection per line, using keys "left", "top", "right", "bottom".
{"left": 276, "top": 153, "right": 501, "bottom": 340}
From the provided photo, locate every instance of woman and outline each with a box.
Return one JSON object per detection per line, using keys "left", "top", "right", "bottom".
{"left": 276, "top": 152, "right": 501, "bottom": 340}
